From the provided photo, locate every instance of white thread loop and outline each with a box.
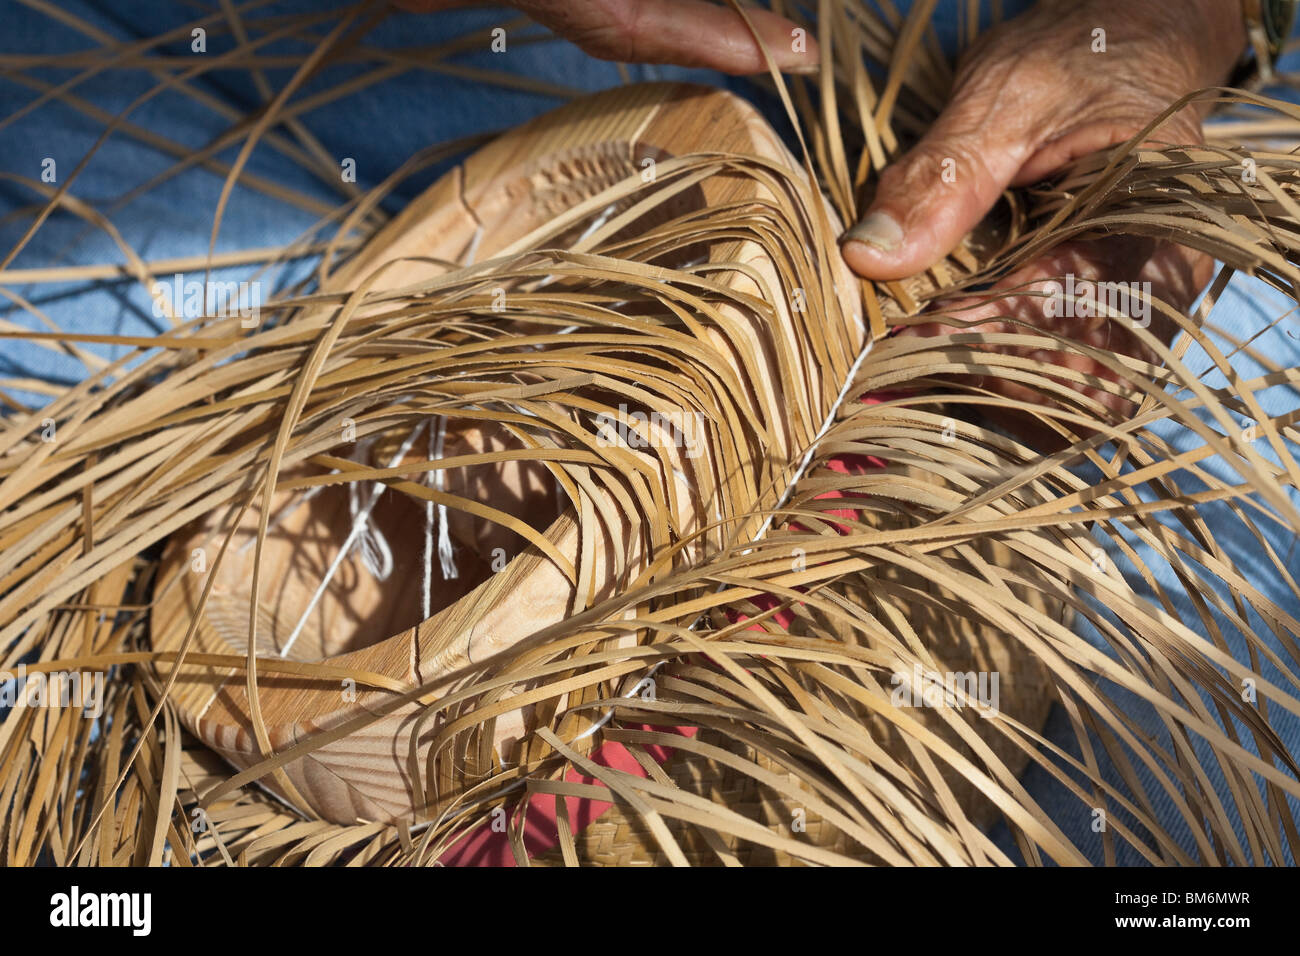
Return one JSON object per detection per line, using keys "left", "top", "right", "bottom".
{"left": 279, "top": 423, "right": 427, "bottom": 658}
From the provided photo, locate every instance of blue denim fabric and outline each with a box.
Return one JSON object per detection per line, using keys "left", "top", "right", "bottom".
{"left": 1, "top": 1, "right": 1296, "bottom": 864}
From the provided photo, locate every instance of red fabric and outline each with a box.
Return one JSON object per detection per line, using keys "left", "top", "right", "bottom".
{"left": 436, "top": 724, "right": 697, "bottom": 865}
{"left": 438, "top": 394, "right": 892, "bottom": 865}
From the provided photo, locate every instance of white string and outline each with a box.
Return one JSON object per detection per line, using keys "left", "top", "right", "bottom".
{"left": 432, "top": 418, "right": 457, "bottom": 583}
{"left": 350, "top": 477, "right": 394, "bottom": 581}
{"left": 419, "top": 216, "right": 484, "bottom": 616}
{"left": 423, "top": 429, "right": 435, "bottom": 622}
{"left": 748, "top": 327, "right": 875, "bottom": 544}
{"left": 528, "top": 203, "right": 621, "bottom": 294}
{"left": 278, "top": 423, "right": 428, "bottom": 659}
{"left": 575, "top": 201, "right": 619, "bottom": 245}
{"left": 574, "top": 321, "right": 873, "bottom": 742}
{"left": 237, "top": 478, "right": 330, "bottom": 555}
{"left": 462, "top": 223, "right": 484, "bottom": 269}
{"left": 418, "top": 224, "right": 482, "bottom": 617}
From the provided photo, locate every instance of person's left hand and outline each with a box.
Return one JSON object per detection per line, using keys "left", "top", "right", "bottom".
{"left": 393, "top": 0, "right": 819, "bottom": 74}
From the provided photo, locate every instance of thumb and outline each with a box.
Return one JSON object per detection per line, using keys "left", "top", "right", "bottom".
{"left": 841, "top": 96, "right": 1039, "bottom": 281}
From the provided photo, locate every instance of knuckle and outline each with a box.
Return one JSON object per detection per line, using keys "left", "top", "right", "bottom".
{"left": 570, "top": 0, "right": 644, "bottom": 62}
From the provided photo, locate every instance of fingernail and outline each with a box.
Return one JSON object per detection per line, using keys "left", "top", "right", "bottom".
{"left": 842, "top": 211, "right": 903, "bottom": 254}
{"left": 785, "top": 61, "right": 820, "bottom": 75}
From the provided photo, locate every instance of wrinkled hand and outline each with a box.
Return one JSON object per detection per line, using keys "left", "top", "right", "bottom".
{"left": 394, "top": 0, "right": 819, "bottom": 74}
{"left": 841, "top": 0, "right": 1245, "bottom": 417}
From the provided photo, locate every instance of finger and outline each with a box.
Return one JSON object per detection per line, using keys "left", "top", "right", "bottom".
{"left": 521, "top": 1, "right": 819, "bottom": 74}
{"left": 894, "top": 237, "right": 1213, "bottom": 422}
{"left": 844, "top": 100, "right": 1207, "bottom": 283}
{"left": 896, "top": 294, "right": 1025, "bottom": 339}
{"left": 840, "top": 78, "right": 1044, "bottom": 281}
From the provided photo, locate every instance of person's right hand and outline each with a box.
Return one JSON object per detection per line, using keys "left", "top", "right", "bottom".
{"left": 393, "top": 0, "right": 820, "bottom": 74}
{"left": 840, "top": 0, "right": 1243, "bottom": 420}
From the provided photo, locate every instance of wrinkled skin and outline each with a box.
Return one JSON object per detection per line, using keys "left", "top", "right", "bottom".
{"left": 393, "top": 0, "right": 820, "bottom": 74}
{"left": 840, "top": 0, "right": 1247, "bottom": 417}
